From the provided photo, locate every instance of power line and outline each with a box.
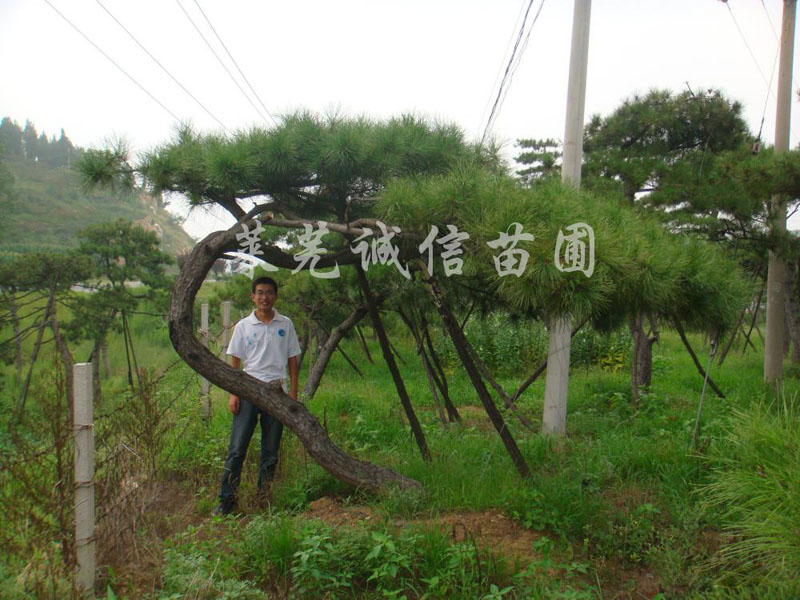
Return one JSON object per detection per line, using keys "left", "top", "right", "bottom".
{"left": 94, "top": 0, "right": 229, "bottom": 132}
{"left": 191, "top": 0, "right": 276, "bottom": 125}
{"left": 174, "top": 0, "right": 272, "bottom": 126}
{"left": 760, "top": 0, "right": 800, "bottom": 99}
{"left": 478, "top": 0, "right": 530, "bottom": 137}
{"left": 482, "top": 0, "right": 537, "bottom": 144}
{"left": 42, "top": 0, "right": 180, "bottom": 122}
{"left": 495, "top": 1, "right": 545, "bottom": 131}
{"left": 757, "top": 44, "right": 779, "bottom": 141}
{"left": 760, "top": 0, "right": 779, "bottom": 40}
{"left": 725, "top": 1, "right": 799, "bottom": 145}
{"left": 726, "top": 1, "right": 772, "bottom": 90}
{"left": 481, "top": 0, "right": 546, "bottom": 145}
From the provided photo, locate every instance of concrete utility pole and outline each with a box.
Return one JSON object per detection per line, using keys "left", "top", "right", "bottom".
{"left": 542, "top": 0, "right": 591, "bottom": 435}
{"left": 764, "top": 0, "right": 796, "bottom": 383}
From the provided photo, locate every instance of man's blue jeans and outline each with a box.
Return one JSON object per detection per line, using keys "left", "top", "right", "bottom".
{"left": 219, "top": 398, "right": 283, "bottom": 505}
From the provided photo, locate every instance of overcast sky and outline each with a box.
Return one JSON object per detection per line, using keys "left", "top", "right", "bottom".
{"left": 1, "top": 0, "right": 797, "bottom": 237}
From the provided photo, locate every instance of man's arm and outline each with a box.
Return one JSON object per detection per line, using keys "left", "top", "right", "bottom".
{"left": 288, "top": 355, "right": 299, "bottom": 401}
{"left": 229, "top": 355, "right": 242, "bottom": 414}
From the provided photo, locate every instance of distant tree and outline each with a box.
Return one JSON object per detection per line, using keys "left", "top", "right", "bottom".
{"left": 66, "top": 219, "right": 172, "bottom": 394}
{"left": 514, "top": 137, "right": 562, "bottom": 185}
{"left": 581, "top": 88, "right": 750, "bottom": 203}
{"left": 22, "top": 120, "right": 39, "bottom": 161}
{"left": 0, "top": 251, "right": 93, "bottom": 419}
{"left": 0, "top": 156, "right": 16, "bottom": 235}
{"left": 0, "top": 117, "right": 23, "bottom": 156}
{"left": 52, "top": 129, "right": 75, "bottom": 168}
{"left": 36, "top": 132, "right": 53, "bottom": 166}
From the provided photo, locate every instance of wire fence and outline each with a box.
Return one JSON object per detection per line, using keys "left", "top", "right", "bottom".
{"left": 0, "top": 352, "right": 201, "bottom": 595}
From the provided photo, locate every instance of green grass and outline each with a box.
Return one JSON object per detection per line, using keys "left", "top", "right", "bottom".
{"left": 3, "top": 293, "right": 800, "bottom": 598}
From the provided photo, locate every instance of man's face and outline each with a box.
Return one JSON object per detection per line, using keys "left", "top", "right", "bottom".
{"left": 251, "top": 283, "right": 277, "bottom": 312}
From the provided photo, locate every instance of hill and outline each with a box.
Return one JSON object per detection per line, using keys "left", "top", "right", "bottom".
{"left": 0, "top": 117, "right": 194, "bottom": 259}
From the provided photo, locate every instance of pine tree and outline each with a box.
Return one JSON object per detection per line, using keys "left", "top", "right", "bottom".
{"left": 0, "top": 117, "right": 23, "bottom": 156}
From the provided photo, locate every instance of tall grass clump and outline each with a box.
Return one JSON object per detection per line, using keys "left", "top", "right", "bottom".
{"left": 699, "top": 396, "right": 800, "bottom": 595}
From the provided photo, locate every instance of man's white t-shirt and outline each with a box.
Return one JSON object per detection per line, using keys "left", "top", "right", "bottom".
{"left": 227, "top": 310, "right": 301, "bottom": 384}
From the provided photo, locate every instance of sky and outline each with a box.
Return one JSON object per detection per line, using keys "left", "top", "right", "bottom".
{"left": 1, "top": 0, "right": 798, "bottom": 238}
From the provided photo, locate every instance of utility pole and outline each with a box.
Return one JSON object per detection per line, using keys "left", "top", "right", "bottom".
{"left": 542, "top": 0, "right": 591, "bottom": 435}
{"left": 764, "top": 0, "right": 796, "bottom": 383}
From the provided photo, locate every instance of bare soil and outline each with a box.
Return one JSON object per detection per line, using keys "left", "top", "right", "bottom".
{"left": 104, "top": 478, "right": 668, "bottom": 599}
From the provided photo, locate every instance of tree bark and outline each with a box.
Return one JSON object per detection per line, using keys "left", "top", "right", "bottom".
{"left": 397, "top": 309, "right": 447, "bottom": 424}
{"left": 742, "top": 282, "right": 766, "bottom": 355}
{"left": 784, "top": 262, "right": 800, "bottom": 364}
{"left": 356, "top": 267, "right": 431, "bottom": 462}
{"left": 356, "top": 326, "right": 374, "bottom": 364}
{"left": 509, "top": 317, "right": 588, "bottom": 405}
{"left": 629, "top": 312, "right": 657, "bottom": 405}
{"left": 421, "top": 267, "right": 530, "bottom": 478}
{"left": 717, "top": 304, "right": 748, "bottom": 367}
{"left": 168, "top": 226, "right": 421, "bottom": 491}
{"left": 298, "top": 323, "right": 310, "bottom": 372}
{"left": 629, "top": 313, "right": 643, "bottom": 406}
{"left": 49, "top": 303, "right": 75, "bottom": 428}
{"left": 673, "top": 320, "right": 726, "bottom": 399}
{"left": 463, "top": 337, "right": 534, "bottom": 430}
{"left": 718, "top": 263, "right": 764, "bottom": 367}
{"left": 335, "top": 345, "right": 363, "bottom": 377}
{"left": 91, "top": 339, "right": 102, "bottom": 399}
{"left": 101, "top": 337, "right": 111, "bottom": 378}
{"left": 420, "top": 314, "right": 461, "bottom": 422}
{"left": 302, "top": 306, "right": 369, "bottom": 400}
{"left": 9, "top": 290, "right": 23, "bottom": 379}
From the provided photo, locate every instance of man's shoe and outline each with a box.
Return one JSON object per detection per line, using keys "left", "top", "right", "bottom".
{"left": 211, "top": 500, "right": 235, "bottom": 516}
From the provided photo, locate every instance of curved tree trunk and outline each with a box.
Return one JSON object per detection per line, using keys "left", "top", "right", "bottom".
{"left": 168, "top": 226, "right": 421, "bottom": 491}
{"left": 302, "top": 305, "right": 369, "bottom": 400}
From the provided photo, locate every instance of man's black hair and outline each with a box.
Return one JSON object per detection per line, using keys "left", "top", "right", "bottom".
{"left": 251, "top": 276, "right": 278, "bottom": 294}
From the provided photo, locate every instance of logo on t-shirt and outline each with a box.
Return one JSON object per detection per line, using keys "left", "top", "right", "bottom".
{"left": 278, "top": 329, "right": 285, "bottom": 337}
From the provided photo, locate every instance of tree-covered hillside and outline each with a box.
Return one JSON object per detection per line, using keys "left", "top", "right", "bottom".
{"left": 0, "top": 117, "right": 194, "bottom": 258}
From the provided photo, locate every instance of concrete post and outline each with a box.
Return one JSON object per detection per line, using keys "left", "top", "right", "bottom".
{"left": 73, "top": 363, "right": 95, "bottom": 594}
{"left": 201, "top": 302, "right": 210, "bottom": 418}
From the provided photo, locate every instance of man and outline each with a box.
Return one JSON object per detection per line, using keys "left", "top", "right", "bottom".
{"left": 213, "top": 276, "right": 301, "bottom": 515}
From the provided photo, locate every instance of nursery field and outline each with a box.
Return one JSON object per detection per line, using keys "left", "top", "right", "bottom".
{"left": 2, "top": 287, "right": 798, "bottom": 600}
